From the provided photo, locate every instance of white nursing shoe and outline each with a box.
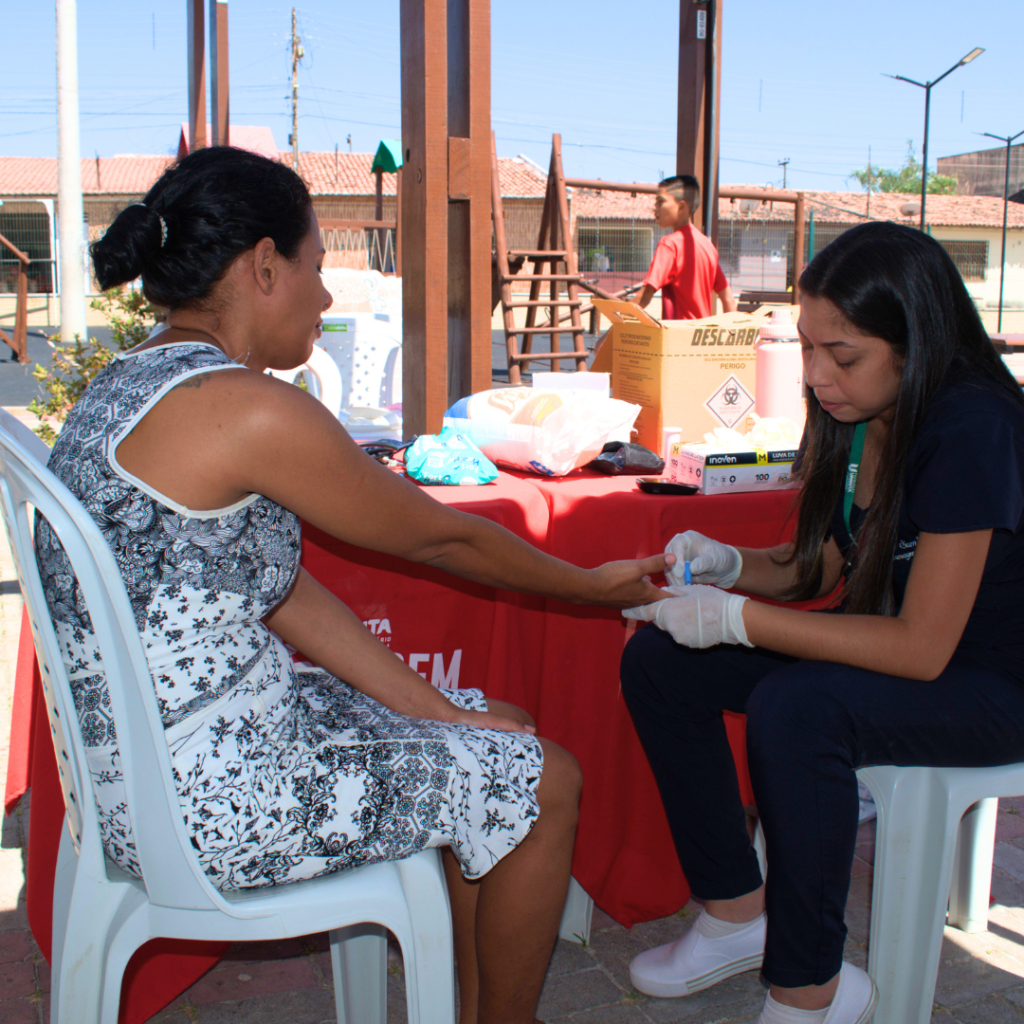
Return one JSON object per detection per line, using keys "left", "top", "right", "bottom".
{"left": 822, "top": 962, "right": 878, "bottom": 1024}
{"left": 756, "top": 962, "right": 878, "bottom": 1024}
{"left": 629, "top": 911, "right": 766, "bottom": 998}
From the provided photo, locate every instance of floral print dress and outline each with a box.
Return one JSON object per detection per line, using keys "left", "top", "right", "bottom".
{"left": 36, "top": 342, "right": 543, "bottom": 889}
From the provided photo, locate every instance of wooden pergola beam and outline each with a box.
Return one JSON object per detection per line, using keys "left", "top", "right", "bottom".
{"left": 187, "top": 0, "right": 207, "bottom": 152}
{"left": 400, "top": 0, "right": 491, "bottom": 437}
{"left": 676, "top": 0, "right": 722, "bottom": 242}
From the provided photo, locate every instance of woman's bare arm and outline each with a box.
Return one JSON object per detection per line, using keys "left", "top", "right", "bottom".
{"left": 117, "top": 369, "right": 669, "bottom": 607}
{"left": 734, "top": 536, "right": 846, "bottom": 600}
{"left": 741, "top": 529, "right": 991, "bottom": 680}
{"left": 263, "top": 568, "right": 534, "bottom": 731}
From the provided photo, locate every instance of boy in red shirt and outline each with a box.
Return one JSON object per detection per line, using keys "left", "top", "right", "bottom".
{"left": 636, "top": 174, "right": 736, "bottom": 319}
{"left": 591, "top": 176, "right": 735, "bottom": 370}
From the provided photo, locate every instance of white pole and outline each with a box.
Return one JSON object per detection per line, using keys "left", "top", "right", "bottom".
{"left": 56, "top": 0, "right": 88, "bottom": 341}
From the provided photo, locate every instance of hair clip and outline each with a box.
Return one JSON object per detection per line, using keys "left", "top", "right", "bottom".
{"left": 129, "top": 202, "right": 168, "bottom": 248}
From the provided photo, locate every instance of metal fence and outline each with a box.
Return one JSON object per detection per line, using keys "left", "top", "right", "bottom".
{"left": 0, "top": 206, "right": 55, "bottom": 294}
{"left": 320, "top": 225, "right": 397, "bottom": 274}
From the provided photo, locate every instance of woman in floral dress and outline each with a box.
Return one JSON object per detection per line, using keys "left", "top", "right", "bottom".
{"left": 38, "top": 146, "right": 668, "bottom": 1024}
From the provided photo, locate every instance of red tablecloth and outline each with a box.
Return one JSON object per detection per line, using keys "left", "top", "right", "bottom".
{"left": 5, "top": 469, "right": 800, "bottom": 1020}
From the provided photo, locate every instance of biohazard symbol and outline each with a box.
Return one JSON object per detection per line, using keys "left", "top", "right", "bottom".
{"left": 705, "top": 375, "right": 754, "bottom": 428}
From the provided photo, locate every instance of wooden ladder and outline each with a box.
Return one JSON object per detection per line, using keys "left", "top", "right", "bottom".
{"left": 491, "top": 132, "right": 587, "bottom": 385}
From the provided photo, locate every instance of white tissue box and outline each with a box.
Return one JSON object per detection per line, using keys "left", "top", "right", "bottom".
{"left": 669, "top": 442, "right": 800, "bottom": 495}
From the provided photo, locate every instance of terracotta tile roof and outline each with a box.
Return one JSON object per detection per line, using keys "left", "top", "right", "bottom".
{"left": 0, "top": 151, "right": 548, "bottom": 201}
{"left": 573, "top": 184, "right": 1024, "bottom": 229}
{"left": 0, "top": 155, "right": 174, "bottom": 197}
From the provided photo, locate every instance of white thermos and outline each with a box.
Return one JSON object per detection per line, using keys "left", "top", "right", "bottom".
{"left": 755, "top": 309, "right": 804, "bottom": 425}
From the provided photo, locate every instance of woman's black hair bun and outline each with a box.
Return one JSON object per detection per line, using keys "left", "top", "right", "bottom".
{"left": 90, "top": 203, "right": 165, "bottom": 292}
{"left": 89, "top": 146, "right": 313, "bottom": 310}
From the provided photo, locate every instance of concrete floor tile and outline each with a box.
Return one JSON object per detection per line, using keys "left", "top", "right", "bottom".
{"left": 190, "top": 987, "right": 336, "bottom": 1024}
{"left": 934, "top": 941, "right": 1024, "bottom": 1007}
{"left": 0, "top": 960, "right": 36, "bottom": 999}
{"left": 0, "top": 996, "right": 40, "bottom": 1024}
{"left": 639, "top": 970, "right": 767, "bottom": 1024}
{"left": 992, "top": 868, "right": 1024, "bottom": 913}
{"left": 0, "top": 931, "right": 33, "bottom": 965}
{"left": 545, "top": 939, "right": 595, "bottom": 980}
{"left": 591, "top": 906, "right": 621, "bottom": 932}
{"left": 583, "top": 924, "right": 651, "bottom": 989}
{"left": 547, "top": 1005, "right": 650, "bottom": 1024}
{"left": 185, "top": 955, "right": 323, "bottom": 1005}
{"left": 942, "top": 993, "right": 1024, "bottom": 1023}
{"left": 535, "top": 967, "right": 622, "bottom": 1018}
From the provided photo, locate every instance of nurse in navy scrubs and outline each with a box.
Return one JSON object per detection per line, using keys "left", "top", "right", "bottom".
{"left": 619, "top": 221, "right": 1024, "bottom": 1024}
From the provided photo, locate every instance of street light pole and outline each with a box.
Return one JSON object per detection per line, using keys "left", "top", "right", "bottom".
{"left": 886, "top": 47, "right": 984, "bottom": 231}
{"left": 980, "top": 128, "right": 1024, "bottom": 333}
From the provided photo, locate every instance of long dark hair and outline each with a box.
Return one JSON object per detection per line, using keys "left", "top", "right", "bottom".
{"left": 787, "top": 221, "right": 1023, "bottom": 614}
{"left": 90, "top": 147, "right": 313, "bottom": 310}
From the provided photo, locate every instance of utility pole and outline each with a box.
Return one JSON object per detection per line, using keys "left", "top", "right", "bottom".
{"left": 981, "top": 128, "right": 1024, "bottom": 333}
{"left": 56, "top": 0, "right": 87, "bottom": 342}
{"left": 778, "top": 157, "right": 790, "bottom": 189}
{"left": 289, "top": 8, "right": 303, "bottom": 171}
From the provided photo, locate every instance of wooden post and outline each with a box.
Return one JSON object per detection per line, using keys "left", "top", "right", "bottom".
{"left": 187, "top": 0, "right": 207, "bottom": 152}
{"left": 0, "top": 232, "right": 30, "bottom": 364}
{"left": 400, "top": 0, "right": 491, "bottom": 437}
{"left": 14, "top": 262, "right": 28, "bottom": 363}
{"left": 676, "top": 0, "right": 721, "bottom": 239}
{"left": 401, "top": 0, "right": 448, "bottom": 436}
{"left": 209, "top": 0, "right": 229, "bottom": 146}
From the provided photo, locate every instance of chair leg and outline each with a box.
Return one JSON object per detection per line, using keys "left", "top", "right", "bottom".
{"left": 395, "top": 850, "right": 457, "bottom": 1024}
{"left": 948, "top": 797, "right": 998, "bottom": 933}
{"left": 858, "top": 766, "right": 963, "bottom": 1024}
{"left": 329, "top": 922, "right": 387, "bottom": 1024}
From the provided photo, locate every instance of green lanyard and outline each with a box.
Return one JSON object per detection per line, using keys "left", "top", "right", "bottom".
{"left": 843, "top": 422, "right": 867, "bottom": 537}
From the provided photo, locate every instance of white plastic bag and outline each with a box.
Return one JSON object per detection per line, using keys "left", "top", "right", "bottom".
{"left": 443, "top": 388, "right": 640, "bottom": 477}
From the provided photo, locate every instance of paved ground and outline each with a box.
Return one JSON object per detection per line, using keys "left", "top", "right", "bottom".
{"left": 4, "top": 406, "right": 1024, "bottom": 1022}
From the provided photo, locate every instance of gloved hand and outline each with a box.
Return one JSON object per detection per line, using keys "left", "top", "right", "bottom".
{"left": 622, "top": 585, "right": 753, "bottom": 648}
{"left": 665, "top": 530, "right": 743, "bottom": 590}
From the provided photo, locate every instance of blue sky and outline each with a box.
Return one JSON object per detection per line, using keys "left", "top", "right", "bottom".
{"left": 2, "top": 1, "right": 1022, "bottom": 192}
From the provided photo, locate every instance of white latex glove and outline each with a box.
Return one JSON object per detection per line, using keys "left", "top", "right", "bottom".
{"left": 622, "top": 585, "right": 753, "bottom": 648}
{"left": 665, "top": 530, "right": 743, "bottom": 590}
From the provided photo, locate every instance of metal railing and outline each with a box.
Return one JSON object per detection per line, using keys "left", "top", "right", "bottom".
{"left": 319, "top": 219, "right": 399, "bottom": 275}
{"left": 0, "top": 232, "right": 29, "bottom": 363}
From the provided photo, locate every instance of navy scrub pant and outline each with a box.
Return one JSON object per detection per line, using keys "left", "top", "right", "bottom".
{"left": 620, "top": 624, "right": 1024, "bottom": 989}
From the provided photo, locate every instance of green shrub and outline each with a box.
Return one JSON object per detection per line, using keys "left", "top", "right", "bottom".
{"left": 30, "top": 289, "right": 157, "bottom": 445}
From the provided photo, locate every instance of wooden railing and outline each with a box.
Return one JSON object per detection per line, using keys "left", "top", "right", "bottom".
{"left": 0, "top": 232, "right": 30, "bottom": 364}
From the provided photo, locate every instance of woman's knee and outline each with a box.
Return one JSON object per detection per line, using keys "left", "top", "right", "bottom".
{"left": 745, "top": 662, "right": 850, "bottom": 754}
{"left": 536, "top": 738, "right": 582, "bottom": 824}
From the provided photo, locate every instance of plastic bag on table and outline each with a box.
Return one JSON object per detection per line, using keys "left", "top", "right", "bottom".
{"left": 405, "top": 426, "right": 499, "bottom": 486}
{"left": 444, "top": 388, "right": 641, "bottom": 477}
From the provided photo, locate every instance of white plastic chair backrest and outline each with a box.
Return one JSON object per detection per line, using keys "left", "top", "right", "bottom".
{"left": 0, "top": 426, "right": 248, "bottom": 915}
{"left": 0, "top": 409, "right": 50, "bottom": 464}
{"left": 267, "top": 344, "right": 343, "bottom": 417}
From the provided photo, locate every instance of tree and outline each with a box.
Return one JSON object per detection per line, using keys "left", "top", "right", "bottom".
{"left": 30, "top": 289, "right": 156, "bottom": 445}
{"left": 850, "top": 141, "right": 958, "bottom": 195}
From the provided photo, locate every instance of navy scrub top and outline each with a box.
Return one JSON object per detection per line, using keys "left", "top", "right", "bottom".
{"left": 830, "top": 378, "right": 1024, "bottom": 684}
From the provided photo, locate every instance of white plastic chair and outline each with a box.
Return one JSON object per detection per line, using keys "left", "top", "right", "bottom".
{"left": 0, "top": 423, "right": 456, "bottom": 1024}
{"left": 267, "top": 343, "right": 344, "bottom": 417}
{"left": 0, "top": 408, "right": 50, "bottom": 462}
{"left": 857, "top": 764, "right": 1019, "bottom": 1024}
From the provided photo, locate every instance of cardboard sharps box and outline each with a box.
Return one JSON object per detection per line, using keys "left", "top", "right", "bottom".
{"left": 592, "top": 300, "right": 775, "bottom": 454}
